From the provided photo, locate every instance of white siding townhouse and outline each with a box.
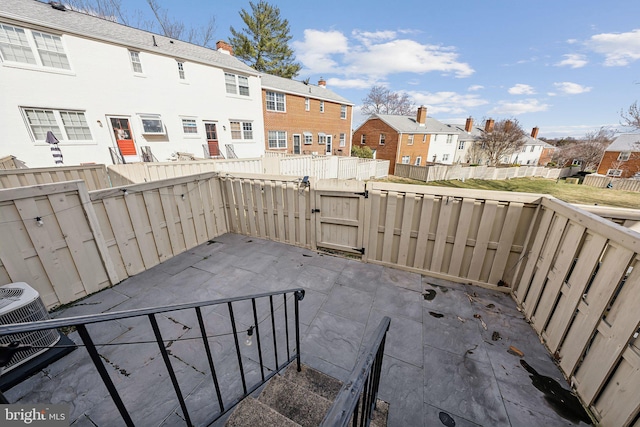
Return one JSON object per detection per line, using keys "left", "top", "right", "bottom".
{"left": 0, "top": 0, "right": 265, "bottom": 167}
{"left": 507, "top": 127, "right": 554, "bottom": 166}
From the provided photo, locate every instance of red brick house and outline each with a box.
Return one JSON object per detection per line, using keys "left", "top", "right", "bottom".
{"left": 261, "top": 75, "right": 353, "bottom": 156}
{"left": 352, "top": 107, "right": 454, "bottom": 175}
{"left": 596, "top": 133, "right": 640, "bottom": 178}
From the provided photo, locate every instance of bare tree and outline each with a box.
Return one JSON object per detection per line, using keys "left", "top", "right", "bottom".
{"left": 621, "top": 101, "right": 640, "bottom": 130}
{"left": 64, "top": 0, "right": 215, "bottom": 47}
{"left": 551, "top": 127, "right": 614, "bottom": 171}
{"left": 361, "top": 85, "right": 415, "bottom": 116}
{"left": 476, "top": 118, "right": 526, "bottom": 166}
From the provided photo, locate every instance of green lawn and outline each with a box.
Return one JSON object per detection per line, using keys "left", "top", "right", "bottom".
{"left": 377, "top": 176, "right": 640, "bottom": 209}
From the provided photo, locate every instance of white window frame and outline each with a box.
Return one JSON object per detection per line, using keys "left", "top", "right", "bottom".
{"left": 530, "top": 146, "right": 535, "bottom": 152}
{"left": 0, "top": 23, "right": 70, "bottom": 70}
{"left": 320, "top": 101, "right": 325, "bottom": 113}
{"left": 423, "top": 134, "right": 427, "bottom": 143}
{"left": 401, "top": 156, "right": 410, "bottom": 164}
{"left": 230, "top": 121, "right": 253, "bottom": 140}
{"left": 268, "top": 130, "right": 287, "bottom": 149}
{"left": 618, "top": 151, "right": 631, "bottom": 161}
{"left": 379, "top": 133, "right": 385, "bottom": 145}
{"left": 607, "top": 169, "right": 622, "bottom": 177}
{"left": 340, "top": 105, "right": 347, "bottom": 119}
{"left": 305, "top": 98, "right": 310, "bottom": 111}
{"left": 339, "top": 133, "right": 346, "bottom": 147}
{"left": 181, "top": 118, "right": 198, "bottom": 135}
{"left": 446, "top": 134, "right": 454, "bottom": 144}
{"left": 21, "top": 107, "right": 93, "bottom": 143}
{"left": 129, "top": 50, "right": 143, "bottom": 74}
{"left": 318, "top": 133, "right": 327, "bottom": 145}
{"left": 266, "top": 91, "right": 286, "bottom": 112}
{"left": 139, "top": 114, "right": 165, "bottom": 135}
{"left": 361, "top": 134, "right": 366, "bottom": 145}
{"left": 304, "top": 132, "right": 313, "bottom": 145}
{"left": 407, "top": 134, "right": 414, "bottom": 145}
{"left": 442, "top": 154, "right": 450, "bottom": 161}
{"left": 177, "top": 61, "right": 185, "bottom": 80}
{"left": 225, "top": 73, "right": 250, "bottom": 96}
{"left": 458, "top": 141, "right": 465, "bottom": 150}
{"left": 415, "top": 156, "right": 421, "bottom": 166}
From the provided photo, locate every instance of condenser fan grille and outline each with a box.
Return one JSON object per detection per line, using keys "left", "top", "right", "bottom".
{"left": 0, "top": 289, "right": 59, "bottom": 371}
{"left": 0, "top": 288, "right": 24, "bottom": 311}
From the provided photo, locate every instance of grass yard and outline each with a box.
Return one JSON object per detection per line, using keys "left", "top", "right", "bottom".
{"left": 377, "top": 176, "right": 640, "bottom": 209}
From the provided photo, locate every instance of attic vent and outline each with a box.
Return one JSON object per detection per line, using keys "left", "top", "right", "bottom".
{"left": 49, "top": 2, "right": 66, "bottom": 11}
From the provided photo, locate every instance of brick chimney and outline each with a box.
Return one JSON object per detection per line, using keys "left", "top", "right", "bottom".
{"left": 531, "top": 127, "right": 539, "bottom": 139}
{"left": 216, "top": 40, "right": 233, "bottom": 55}
{"left": 484, "top": 119, "right": 495, "bottom": 132}
{"left": 465, "top": 117, "right": 473, "bottom": 132}
{"left": 416, "top": 106, "right": 427, "bottom": 125}
{"left": 318, "top": 77, "right": 326, "bottom": 88}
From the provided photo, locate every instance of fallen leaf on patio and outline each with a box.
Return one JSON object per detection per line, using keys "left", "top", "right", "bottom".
{"left": 492, "top": 331, "right": 502, "bottom": 341}
{"left": 423, "top": 289, "right": 437, "bottom": 301}
{"left": 508, "top": 345, "right": 524, "bottom": 358}
{"left": 473, "top": 313, "right": 487, "bottom": 330}
{"left": 457, "top": 316, "right": 466, "bottom": 323}
{"left": 486, "top": 303, "right": 495, "bottom": 309}
{"left": 429, "top": 311, "right": 444, "bottom": 318}
{"left": 464, "top": 292, "right": 475, "bottom": 303}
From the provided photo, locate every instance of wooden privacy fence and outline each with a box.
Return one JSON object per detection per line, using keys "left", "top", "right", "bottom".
{"left": 362, "top": 182, "right": 541, "bottom": 288}
{"left": 0, "top": 173, "right": 227, "bottom": 309}
{"left": 512, "top": 198, "right": 640, "bottom": 426}
{"left": 583, "top": 174, "right": 640, "bottom": 192}
{"left": 394, "top": 163, "right": 579, "bottom": 182}
{"left": 0, "top": 164, "right": 110, "bottom": 191}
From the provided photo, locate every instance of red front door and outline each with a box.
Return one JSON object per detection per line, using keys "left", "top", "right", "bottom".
{"left": 205, "top": 123, "right": 219, "bottom": 157}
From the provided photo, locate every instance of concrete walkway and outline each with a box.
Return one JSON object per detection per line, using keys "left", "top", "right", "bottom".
{"left": 6, "top": 234, "right": 590, "bottom": 426}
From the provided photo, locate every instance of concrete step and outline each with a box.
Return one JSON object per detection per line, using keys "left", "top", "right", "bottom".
{"left": 225, "top": 396, "right": 301, "bottom": 427}
{"left": 258, "top": 374, "right": 332, "bottom": 427}
{"left": 280, "top": 363, "right": 344, "bottom": 401}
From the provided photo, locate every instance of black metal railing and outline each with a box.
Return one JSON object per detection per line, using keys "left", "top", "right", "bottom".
{"left": 321, "top": 316, "right": 391, "bottom": 427}
{"left": 0, "top": 288, "right": 305, "bottom": 426}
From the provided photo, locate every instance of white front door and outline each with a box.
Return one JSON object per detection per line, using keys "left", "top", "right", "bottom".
{"left": 326, "top": 135, "right": 332, "bottom": 155}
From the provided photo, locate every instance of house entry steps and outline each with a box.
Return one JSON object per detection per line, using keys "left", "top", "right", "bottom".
{"left": 225, "top": 363, "right": 389, "bottom": 427}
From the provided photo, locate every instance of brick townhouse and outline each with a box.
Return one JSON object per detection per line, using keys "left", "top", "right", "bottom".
{"left": 261, "top": 75, "right": 353, "bottom": 156}
{"left": 353, "top": 107, "right": 454, "bottom": 175}
{"left": 597, "top": 133, "right": 640, "bottom": 178}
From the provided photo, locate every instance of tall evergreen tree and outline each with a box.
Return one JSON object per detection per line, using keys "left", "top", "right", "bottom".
{"left": 229, "top": 1, "right": 301, "bottom": 78}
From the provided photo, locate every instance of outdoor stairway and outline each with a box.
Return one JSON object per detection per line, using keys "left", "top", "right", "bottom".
{"left": 225, "top": 363, "right": 389, "bottom": 427}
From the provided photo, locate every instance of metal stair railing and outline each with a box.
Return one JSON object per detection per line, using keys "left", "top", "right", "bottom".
{"left": 320, "top": 316, "right": 391, "bottom": 427}
{"left": 0, "top": 288, "right": 306, "bottom": 426}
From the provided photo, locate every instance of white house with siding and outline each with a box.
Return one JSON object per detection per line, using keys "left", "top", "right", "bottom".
{"left": 0, "top": 0, "right": 265, "bottom": 167}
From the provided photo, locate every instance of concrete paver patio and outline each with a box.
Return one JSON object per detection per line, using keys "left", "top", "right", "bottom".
{"left": 5, "top": 233, "right": 591, "bottom": 426}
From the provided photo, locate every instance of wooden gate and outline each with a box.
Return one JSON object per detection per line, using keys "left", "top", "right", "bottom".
{"left": 313, "top": 188, "right": 366, "bottom": 256}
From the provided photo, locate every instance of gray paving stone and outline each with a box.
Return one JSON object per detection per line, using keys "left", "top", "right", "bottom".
{"left": 321, "top": 284, "right": 373, "bottom": 325}
{"left": 423, "top": 402, "right": 482, "bottom": 427}
{"left": 423, "top": 345, "right": 510, "bottom": 427}
{"left": 302, "top": 311, "right": 365, "bottom": 372}
{"left": 51, "top": 288, "right": 130, "bottom": 318}
{"left": 293, "top": 264, "right": 339, "bottom": 294}
{"left": 503, "top": 399, "right": 586, "bottom": 427}
{"left": 380, "top": 267, "right": 422, "bottom": 292}
{"left": 365, "top": 309, "right": 423, "bottom": 368}
{"left": 373, "top": 284, "right": 422, "bottom": 321}
{"left": 378, "top": 355, "right": 424, "bottom": 427}
{"left": 421, "top": 285, "right": 476, "bottom": 318}
{"left": 422, "top": 307, "right": 490, "bottom": 364}
{"left": 336, "top": 262, "right": 386, "bottom": 293}
{"left": 156, "top": 251, "right": 206, "bottom": 275}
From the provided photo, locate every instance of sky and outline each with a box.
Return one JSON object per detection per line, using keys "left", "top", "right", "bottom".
{"left": 124, "top": 0, "right": 640, "bottom": 139}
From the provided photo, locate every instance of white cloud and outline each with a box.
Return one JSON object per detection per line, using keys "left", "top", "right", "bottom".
{"left": 292, "top": 29, "right": 349, "bottom": 74}
{"left": 555, "top": 53, "right": 588, "bottom": 68}
{"left": 467, "top": 85, "right": 484, "bottom": 91}
{"left": 553, "top": 82, "right": 592, "bottom": 95}
{"left": 408, "top": 91, "right": 488, "bottom": 115}
{"left": 508, "top": 84, "right": 536, "bottom": 95}
{"left": 325, "top": 77, "right": 373, "bottom": 89}
{"left": 567, "top": 39, "right": 578, "bottom": 45}
{"left": 352, "top": 30, "right": 396, "bottom": 45}
{"left": 489, "top": 99, "right": 549, "bottom": 115}
{"left": 293, "top": 29, "right": 474, "bottom": 80}
{"left": 587, "top": 29, "right": 640, "bottom": 66}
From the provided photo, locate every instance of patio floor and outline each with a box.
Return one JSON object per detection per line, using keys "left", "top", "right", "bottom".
{"left": 5, "top": 233, "right": 591, "bottom": 426}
